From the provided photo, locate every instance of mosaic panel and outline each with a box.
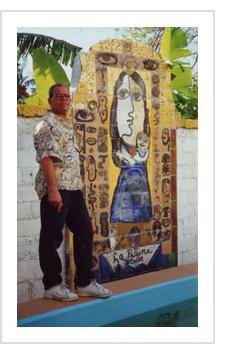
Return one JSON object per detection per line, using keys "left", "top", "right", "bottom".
{"left": 69, "top": 39, "right": 177, "bottom": 284}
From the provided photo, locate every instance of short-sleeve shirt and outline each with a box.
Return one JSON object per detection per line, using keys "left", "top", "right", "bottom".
{"left": 34, "top": 111, "right": 83, "bottom": 199}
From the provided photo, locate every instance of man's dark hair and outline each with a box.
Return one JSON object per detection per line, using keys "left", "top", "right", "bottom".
{"left": 48, "top": 83, "right": 69, "bottom": 98}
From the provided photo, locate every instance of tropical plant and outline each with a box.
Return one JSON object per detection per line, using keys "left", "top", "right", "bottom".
{"left": 17, "top": 61, "right": 36, "bottom": 103}
{"left": 160, "top": 27, "right": 198, "bottom": 119}
{"left": 17, "top": 33, "right": 82, "bottom": 106}
{"left": 17, "top": 33, "right": 82, "bottom": 68}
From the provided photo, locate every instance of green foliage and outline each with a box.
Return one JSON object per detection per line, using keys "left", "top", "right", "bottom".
{"left": 173, "top": 83, "right": 198, "bottom": 119}
{"left": 171, "top": 28, "right": 187, "bottom": 49}
{"left": 171, "top": 65, "right": 192, "bottom": 89}
{"left": 170, "top": 49, "right": 192, "bottom": 60}
{"left": 116, "top": 27, "right": 158, "bottom": 46}
{"left": 17, "top": 61, "right": 35, "bottom": 103}
{"left": 17, "top": 32, "right": 82, "bottom": 107}
{"left": 17, "top": 32, "right": 82, "bottom": 68}
{"left": 160, "top": 27, "right": 171, "bottom": 60}
{"left": 25, "top": 95, "right": 44, "bottom": 106}
{"left": 160, "top": 27, "right": 198, "bottom": 119}
{"left": 32, "top": 48, "right": 70, "bottom": 106}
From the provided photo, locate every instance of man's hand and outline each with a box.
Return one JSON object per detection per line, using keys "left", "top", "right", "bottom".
{"left": 40, "top": 157, "right": 63, "bottom": 213}
{"left": 48, "top": 187, "right": 63, "bottom": 213}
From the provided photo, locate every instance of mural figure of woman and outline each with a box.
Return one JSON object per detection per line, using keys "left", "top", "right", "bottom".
{"left": 110, "top": 71, "right": 152, "bottom": 223}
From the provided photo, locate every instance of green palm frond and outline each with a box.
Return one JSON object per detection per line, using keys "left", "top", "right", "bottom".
{"left": 17, "top": 32, "right": 82, "bottom": 67}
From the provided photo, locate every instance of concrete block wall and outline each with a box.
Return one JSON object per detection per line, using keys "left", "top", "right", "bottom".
{"left": 17, "top": 118, "right": 66, "bottom": 303}
{"left": 177, "top": 128, "right": 198, "bottom": 266}
{"left": 17, "top": 118, "right": 198, "bottom": 303}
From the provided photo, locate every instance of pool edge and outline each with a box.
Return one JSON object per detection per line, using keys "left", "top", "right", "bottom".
{"left": 17, "top": 274, "right": 198, "bottom": 327}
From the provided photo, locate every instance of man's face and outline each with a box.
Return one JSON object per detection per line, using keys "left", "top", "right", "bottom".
{"left": 48, "top": 86, "right": 71, "bottom": 116}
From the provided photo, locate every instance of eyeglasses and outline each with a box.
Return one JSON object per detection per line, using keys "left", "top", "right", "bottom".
{"left": 52, "top": 94, "right": 71, "bottom": 100}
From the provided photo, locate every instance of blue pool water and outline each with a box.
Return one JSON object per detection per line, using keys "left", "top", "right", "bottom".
{"left": 104, "top": 297, "right": 198, "bottom": 327}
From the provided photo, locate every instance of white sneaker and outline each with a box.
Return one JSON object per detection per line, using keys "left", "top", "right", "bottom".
{"left": 45, "top": 284, "right": 79, "bottom": 302}
{"left": 77, "top": 280, "right": 113, "bottom": 298}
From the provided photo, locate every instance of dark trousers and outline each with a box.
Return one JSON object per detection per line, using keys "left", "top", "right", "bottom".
{"left": 39, "top": 190, "right": 94, "bottom": 290}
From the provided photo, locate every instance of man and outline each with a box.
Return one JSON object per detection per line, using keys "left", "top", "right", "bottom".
{"left": 34, "top": 83, "right": 112, "bottom": 301}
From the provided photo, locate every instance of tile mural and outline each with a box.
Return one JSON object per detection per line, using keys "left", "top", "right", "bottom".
{"left": 66, "top": 39, "right": 177, "bottom": 285}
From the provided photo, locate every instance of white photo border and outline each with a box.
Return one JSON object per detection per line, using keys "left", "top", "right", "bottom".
{"left": 1, "top": 10, "right": 214, "bottom": 344}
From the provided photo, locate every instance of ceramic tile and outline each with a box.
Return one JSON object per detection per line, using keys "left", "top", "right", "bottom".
{"left": 68, "top": 39, "right": 179, "bottom": 283}
{"left": 161, "top": 240, "right": 172, "bottom": 255}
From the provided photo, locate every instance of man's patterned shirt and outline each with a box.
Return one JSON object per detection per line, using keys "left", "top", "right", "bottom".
{"left": 34, "top": 112, "right": 83, "bottom": 199}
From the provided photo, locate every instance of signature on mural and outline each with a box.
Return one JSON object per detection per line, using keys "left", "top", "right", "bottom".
{"left": 110, "top": 71, "right": 152, "bottom": 223}
{"left": 98, "top": 244, "right": 162, "bottom": 282}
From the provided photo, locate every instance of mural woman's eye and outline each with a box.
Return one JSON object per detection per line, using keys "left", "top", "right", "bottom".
{"left": 117, "top": 88, "right": 129, "bottom": 99}
{"left": 132, "top": 91, "right": 142, "bottom": 101}
{"left": 97, "top": 52, "right": 118, "bottom": 65}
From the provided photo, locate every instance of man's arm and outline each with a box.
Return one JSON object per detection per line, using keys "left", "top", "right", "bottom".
{"left": 40, "top": 157, "right": 63, "bottom": 213}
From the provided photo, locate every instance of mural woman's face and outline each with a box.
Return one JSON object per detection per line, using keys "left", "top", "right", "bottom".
{"left": 116, "top": 74, "right": 145, "bottom": 146}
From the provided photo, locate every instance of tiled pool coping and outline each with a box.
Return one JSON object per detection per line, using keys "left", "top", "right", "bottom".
{"left": 17, "top": 274, "right": 197, "bottom": 327}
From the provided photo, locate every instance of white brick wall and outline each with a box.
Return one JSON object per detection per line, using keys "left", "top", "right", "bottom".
{"left": 177, "top": 128, "right": 198, "bottom": 266}
{"left": 17, "top": 118, "right": 198, "bottom": 303}
{"left": 17, "top": 117, "right": 66, "bottom": 303}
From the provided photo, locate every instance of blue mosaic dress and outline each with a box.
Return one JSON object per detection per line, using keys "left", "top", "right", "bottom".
{"left": 111, "top": 154, "right": 152, "bottom": 223}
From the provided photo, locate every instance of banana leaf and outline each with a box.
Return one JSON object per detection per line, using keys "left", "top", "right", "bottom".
{"left": 171, "top": 28, "right": 187, "bottom": 49}
{"left": 178, "top": 87, "right": 198, "bottom": 100}
{"left": 25, "top": 95, "right": 44, "bottom": 106}
{"left": 171, "top": 65, "right": 192, "bottom": 89}
{"left": 32, "top": 48, "right": 70, "bottom": 106}
{"left": 160, "top": 27, "right": 171, "bottom": 61}
{"left": 171, "top": 49, "right": 192, "bottom": 60}
{"left": 160, "top": 27, "right": 191, "bottom": 63}
{"left": 17, "top": 32, "right": 82, "bottom": 68}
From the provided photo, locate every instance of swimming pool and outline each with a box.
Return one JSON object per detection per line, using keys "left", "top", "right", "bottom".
{"left": 104, "top": 297, "right": 198, "bottom": 326}
{"left": 17, "top": 274, "right": 197, "bottom": 327}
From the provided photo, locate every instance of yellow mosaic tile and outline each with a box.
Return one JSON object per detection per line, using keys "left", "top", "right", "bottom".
{"left": 186, "top": 119, "right": 198, "bottom": 129}
{"left": 77, "top": 82, "right": 88, "bottom": 94}
{"left": 92, "top": 39, "right": 112, "bottom": 52}
{"left": 17, "top": 104, "right": 46, "bottom": 117}
{"left": 107, "top": 67, "right": 122, "bottom": 83}
{"left": 176, "top": 119, "right": 198, "bottom": 129}
{"left": 111, "top": 39, "right": 123, "bottom": 54}
{"left": 162, "top": 240, "right": 172, "bottom": 255}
